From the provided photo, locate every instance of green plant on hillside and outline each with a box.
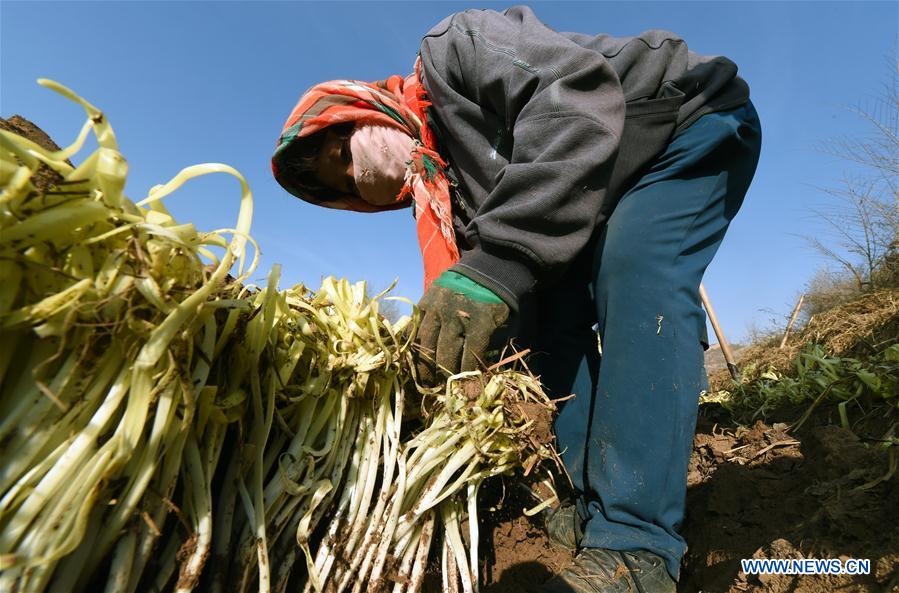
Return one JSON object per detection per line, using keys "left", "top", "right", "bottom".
{"left": 707, "top": 343, "right": 899, "bottom": 431}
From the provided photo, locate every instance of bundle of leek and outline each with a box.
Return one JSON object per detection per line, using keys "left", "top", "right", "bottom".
{"left": 0, "top": 80, "right": 560, "bottom": 593}
{"left": 1, "top": 79, "right": 256, "bottom": 593}
{"left": 307, "top": 370, "right": 558, "bottom": 593}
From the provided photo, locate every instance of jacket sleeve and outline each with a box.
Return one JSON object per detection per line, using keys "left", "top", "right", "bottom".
{"left": 419, "top": 6, "right": 625, "bottom": 309}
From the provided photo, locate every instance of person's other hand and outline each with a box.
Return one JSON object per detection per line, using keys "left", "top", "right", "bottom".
{"left": 415, "top": 271, "right": 510, "bottom": 385}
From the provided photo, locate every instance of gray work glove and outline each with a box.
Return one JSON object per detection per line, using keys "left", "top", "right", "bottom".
{"left": 414, "top": 271, "right": 510, "bottom": 385}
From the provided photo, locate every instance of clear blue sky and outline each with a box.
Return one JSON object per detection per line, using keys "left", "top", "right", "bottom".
{"left": 2, "top": 1, "right": 896, "bottom": 343}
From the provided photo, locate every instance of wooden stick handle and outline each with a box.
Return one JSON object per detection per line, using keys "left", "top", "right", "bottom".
{"left": 699, "top": 283, "right": 740, "bottom": 382}
{"left": 779, "top": 294, "right": 805, "bottom": 349}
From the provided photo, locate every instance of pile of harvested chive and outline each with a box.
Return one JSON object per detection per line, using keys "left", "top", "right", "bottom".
{"left": 0, "top": 81, "right": 561, "bottom": 593}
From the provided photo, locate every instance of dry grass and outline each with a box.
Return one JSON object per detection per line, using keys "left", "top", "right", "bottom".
{"left": 709, "top": 288, "right": 899, "bottom": 392}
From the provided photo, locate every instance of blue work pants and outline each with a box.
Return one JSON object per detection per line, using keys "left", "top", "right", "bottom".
{"left": 523, "top": 100, "right": 762, "bottom": 581}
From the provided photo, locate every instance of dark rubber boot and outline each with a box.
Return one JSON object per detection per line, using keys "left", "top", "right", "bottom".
{"left": 539, "top": 548, "right": 676, "bottom": 593}
{"left": 545, "top": 503, "right": 584, "bottom": 551}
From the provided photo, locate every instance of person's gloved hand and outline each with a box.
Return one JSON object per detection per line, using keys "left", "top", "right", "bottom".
{"left": 415, "top": 271, "right": 510, "bottom": 385}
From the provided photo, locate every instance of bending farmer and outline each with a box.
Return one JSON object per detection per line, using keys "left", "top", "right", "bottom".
{"left": 271, "top": 6, "right": 762, "bottom": 593}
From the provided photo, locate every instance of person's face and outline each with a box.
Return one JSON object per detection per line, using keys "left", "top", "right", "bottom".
{"left": 314, "top": 126, "right": 409, "bottom": 207}
{"left": 314, "top": 128, "right": 358, "bottom": 197}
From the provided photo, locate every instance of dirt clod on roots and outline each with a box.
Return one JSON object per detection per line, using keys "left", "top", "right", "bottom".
{"left": 506, "top": 401, "right": 554, "bottom": 450}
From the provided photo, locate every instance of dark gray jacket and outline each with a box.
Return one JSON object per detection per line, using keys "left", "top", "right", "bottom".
{"left": 419, "top": 5, "right": 749, "bottom": 308}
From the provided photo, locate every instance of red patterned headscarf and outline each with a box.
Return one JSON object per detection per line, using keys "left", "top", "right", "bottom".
{"left": 272, "top": 58, "right": 460, "bottom": 290}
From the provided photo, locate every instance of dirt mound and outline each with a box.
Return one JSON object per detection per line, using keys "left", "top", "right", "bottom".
{"left": 462, "top": 409, "right": 898, "bottom": 593}
{"left": 682, "top": 412, "right": 898, "bottom": 592}
{"left": 709, "top": 289, "right": 899, "bottom": 392}
{"left": 0, "top": 115, "right": 73, "bottom": 193}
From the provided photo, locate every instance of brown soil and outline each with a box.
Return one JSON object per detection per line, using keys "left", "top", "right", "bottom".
{"left": 477, "top": 481, "right": 573, "bottom": 593}
{"left": 471, "top": 406, "right": 899, "bottom": 593}
{"left": 681, "top": 411, "right": 898, "bottom": 593}
{"left": 508, "top": 400, "right": 555, "bottom": 450}
{"left": 0, "top": 115, "right": 73, "bottom": 193}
